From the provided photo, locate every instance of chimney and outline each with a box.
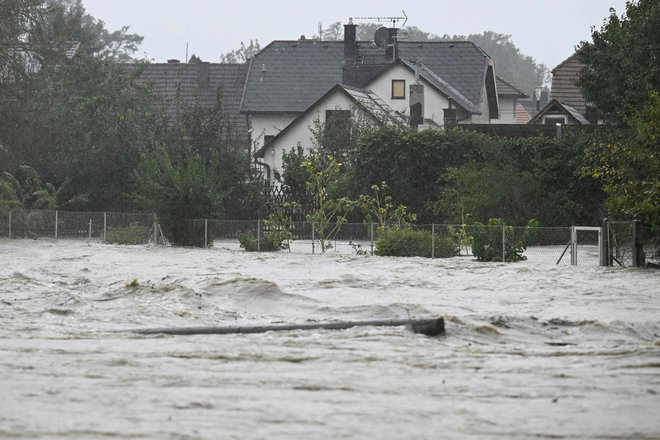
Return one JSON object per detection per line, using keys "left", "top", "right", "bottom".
{"left": 385, "top": 28, "right": 399, "bottom": 61}
{"left": 197, "top": 62, "right": 210, "bottom": 88}
{"left": 344, "top": 18, "right": 358, "bottom": 63}
{"left": 409, "top": 63, "right": 424, "bottom": 129}
{"left": 167, "top": 59, "right": 180, "bottom": 64}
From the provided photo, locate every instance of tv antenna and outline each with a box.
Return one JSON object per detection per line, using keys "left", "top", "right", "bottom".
{"left": 352, "top": 10, "right": 408, "bottom": 29}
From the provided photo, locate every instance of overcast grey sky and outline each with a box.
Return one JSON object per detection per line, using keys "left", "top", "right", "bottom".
{"left": 81, "top": 0, "right": 629, "bottom": 69}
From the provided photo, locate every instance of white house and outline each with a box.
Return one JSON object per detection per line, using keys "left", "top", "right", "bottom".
{"left": 240, "top": 22, "right": 527, "bottom": 180}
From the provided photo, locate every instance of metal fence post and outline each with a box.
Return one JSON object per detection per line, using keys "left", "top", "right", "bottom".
{"left": 88, "top": 219, "right": 92, "bottom": 243}
{"left": 502, "top": 223, "right": 506, "bottom": 262}
{"left": 55, "top": 210, "right": 58, "bottom": 240}
{"left": 571, "top": 226, "right": 577, "bottom": 266}
{"left": 311, "top": 222, "right": 315, "bottom": 254}
{"left": 632, "top": 219, "right": 642, "bottom": 268}
{"left": 153, "top": 214, "right": 158, "bottom": 245}
{"left": 257, "top": 219, "right": 261, "bottom": 252}
{"left": 432, "top": 223, "right": 435, "bottom": 259}
{"left": 370, "top": 222, "right": 374, "bottom": 255}
{"left": 8, "top": 210, "right": 11, "bottom": 238}
{"left": 103, "top": 212, "right": 107, "bottom": 243}
{"left": 204, "top": 219, "right": 208, "bottom": 248}
{"left": 599, "top": 218, "right": 609, "bottom": 267}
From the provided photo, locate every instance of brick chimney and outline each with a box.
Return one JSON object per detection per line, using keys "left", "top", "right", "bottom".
{"left": 197, "top": 62, "right": 210, "bottom": 89}
{"left": 344, "top": 19, "right": 358, "bottom": 63}
{"left": 385, "top": 28, "right": 399, "bottom": 61}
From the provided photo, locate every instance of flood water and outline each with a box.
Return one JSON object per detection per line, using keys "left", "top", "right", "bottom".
{"left": 1, "top": 239, "right": 659, "bottom": 439}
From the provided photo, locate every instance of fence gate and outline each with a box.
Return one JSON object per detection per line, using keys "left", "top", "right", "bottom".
{"left": 603, "top": 220, "right": 644, "bottom": 267}
{"left": 570, "top": 226, "right": 603, "bottom": 266}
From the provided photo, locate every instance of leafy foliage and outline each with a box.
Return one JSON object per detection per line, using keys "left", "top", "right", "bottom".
{"left": 302, "top": 154, "right": 354, "bottom": 252}
{"left": 471, "top": 218, "right": 539, "bottom": 262}
{"left": 576, "top": 0, "right": 660, "bottom": 125}
{"left": 238, "top": 230, "right": 287, "bottom": 252}
{"left": 375, "top": 227, "right": 459, "bottom": 258}
{"left": 219, "top": 39, "right": 261, "bottom": 63}
{"left": 357, "top": 181, "right": 416, "bottom": 232}
{"left": 582, "top": 93, "right": 660, "bottom": 228}
{"left": 104, "top": 224, "right": 150, "bottom": 245}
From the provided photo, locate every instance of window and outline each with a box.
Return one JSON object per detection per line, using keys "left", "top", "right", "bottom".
{"left": 543, "top": 116, "right": 566, "bottom": 125}
{"left": 391, "top": 79, "right": 406, "bottom": 99}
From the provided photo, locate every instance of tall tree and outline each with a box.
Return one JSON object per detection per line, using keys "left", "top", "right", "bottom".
{"left": 576, "top": 0, "right": 660, "bottom": 125}
{"left": 219, "top": 39, "right": 260, "bottom": 63}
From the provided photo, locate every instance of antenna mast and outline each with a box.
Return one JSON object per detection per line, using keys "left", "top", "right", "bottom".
{"left": 353, "top": 10, "right": 408, "bottom": 28}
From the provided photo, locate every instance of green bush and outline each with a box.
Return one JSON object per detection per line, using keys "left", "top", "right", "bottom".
{"left": 375, "top": 228, "right": 459, "bottom": 258}
{"left": 471, "top": 218, "right": 539, "bottom": 262}
{"left": 238, "top": 230, "right": 288, "bottom": 252}
{"left": 104, "top": 224, "right": 150, "bottom": 245}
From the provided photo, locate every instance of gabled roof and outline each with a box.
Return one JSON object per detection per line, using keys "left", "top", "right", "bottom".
{"left": 496, "top": 76, "right": 528, "bottom": 98}
{"left": 241, "top": 41, "right": 346, "bottom": 113}
{"left": 241, "top": 39, "right": 494, "bottom": 115}
{"left": 550, "top": 53, "right": 588, "bottom": 115}
{"left": 528, "top": 98, "right": 591, "bottom": 125}
{"left": 127, "top": 62, "right": 249, "bottom": 140}
{"left": 254, "top": 83, "right": 406, "bottom": 158}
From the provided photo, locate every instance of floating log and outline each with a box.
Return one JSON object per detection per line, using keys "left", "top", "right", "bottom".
{"left": 129, "top": 317, "right": 445, "bottom": 337}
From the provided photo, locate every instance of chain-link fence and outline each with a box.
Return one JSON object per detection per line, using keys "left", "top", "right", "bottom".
{"left": 0, "top": 208, "right": 155, "bottom": 243}
{"left": 3, "top": 207, "right": 657, "bottom": 268}
{"left": 179, "top": 219, "right": 603, "bottom": 266}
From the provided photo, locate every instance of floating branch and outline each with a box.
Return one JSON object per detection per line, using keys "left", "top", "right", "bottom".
{"left": 128, "top": 317, "right": 445, "bottom": 337}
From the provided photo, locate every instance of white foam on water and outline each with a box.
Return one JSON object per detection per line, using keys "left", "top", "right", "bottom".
{"left": 0, "top": 238, "right": 659, "bottom": 438}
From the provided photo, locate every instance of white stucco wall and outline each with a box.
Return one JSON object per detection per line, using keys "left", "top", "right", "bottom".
{"left": 261, "top": 92, "right": 372, "bottom": 175}
{"left": 491, "top": 96, "right": 517, "bottom": 124}
{"left": 249, "top": 112, "right": 299, "bottom": 151}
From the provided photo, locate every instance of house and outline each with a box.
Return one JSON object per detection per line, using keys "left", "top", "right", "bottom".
{"left": 529, "top": 98, "right": 591, "bottom": 125}
{"left": 243, "top": 22, "right": 527, "bottom": 178}
{"left": 128, "top": 60, "right": 250, "bottom": 142}
{"left": 493, "top": 76, "right": 528, "bottom": 124}
{"left": 529, "top": 53, "right": 597, "bottom": 126}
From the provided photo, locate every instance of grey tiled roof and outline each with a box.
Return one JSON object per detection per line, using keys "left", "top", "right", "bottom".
{"left": 241, "top": 41, "right": 346, "bottom": 113}
{"left": 496, "top": 76, "right": 528, "bottom": 98}
{"left": 396, "top": 41, "right": 489, "bottom": 108}
{"left": 241, "top": 40, "right": 492, "bottom": 114}
{"left": 126, "top": 62, "right": 249, "bottom": 141}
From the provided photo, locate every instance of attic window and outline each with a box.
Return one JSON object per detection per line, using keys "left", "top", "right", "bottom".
{"left": 392, "top": 79, "right": 406, "bottom": 99}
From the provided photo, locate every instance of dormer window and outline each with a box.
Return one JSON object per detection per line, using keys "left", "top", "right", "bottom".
{"left": 391, "top": 79, "right": 406, "bottom": 99}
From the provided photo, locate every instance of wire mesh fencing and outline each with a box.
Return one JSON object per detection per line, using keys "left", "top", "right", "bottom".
{"left": 3, "top": 207, "right": 656, "bottom": 268}
{"left": 184, "top": 219, "right": 608, "bottom": 266}
{"left": 0, "top": 208, "right": 155, "bottom": 243}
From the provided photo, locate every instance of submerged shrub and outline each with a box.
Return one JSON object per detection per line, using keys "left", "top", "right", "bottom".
{"left": 238, "top": 231, "right": 288, "bottom": 252}
{"left": 471, "top": 218, "right": 539, "bottom": 262}
{"left": 375, "top": 228, "right": 459, "bottom": 258}
{"left": 104, "top": 224, "right": 150, "bottom": 245}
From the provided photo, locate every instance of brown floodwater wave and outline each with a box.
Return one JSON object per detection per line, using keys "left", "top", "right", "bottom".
{"left": 1, "top": 239, "right": 659, "bottom": 439}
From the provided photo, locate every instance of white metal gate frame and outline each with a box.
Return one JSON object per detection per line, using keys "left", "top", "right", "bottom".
{"left": 570, "top": 226, "right": 602, "bottom": 266}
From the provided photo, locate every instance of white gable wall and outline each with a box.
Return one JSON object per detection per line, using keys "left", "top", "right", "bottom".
{"left": 365, "top": 65, "right": 450, "bottom": 127}
{"left": 492, "top": 96, "right": 517, "bottom": 124}
{"left": 249, "top": 112, "right": 299, "bottom": 151}
{"left": 262, "top": 91, "right": 375, "bottom": 175}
